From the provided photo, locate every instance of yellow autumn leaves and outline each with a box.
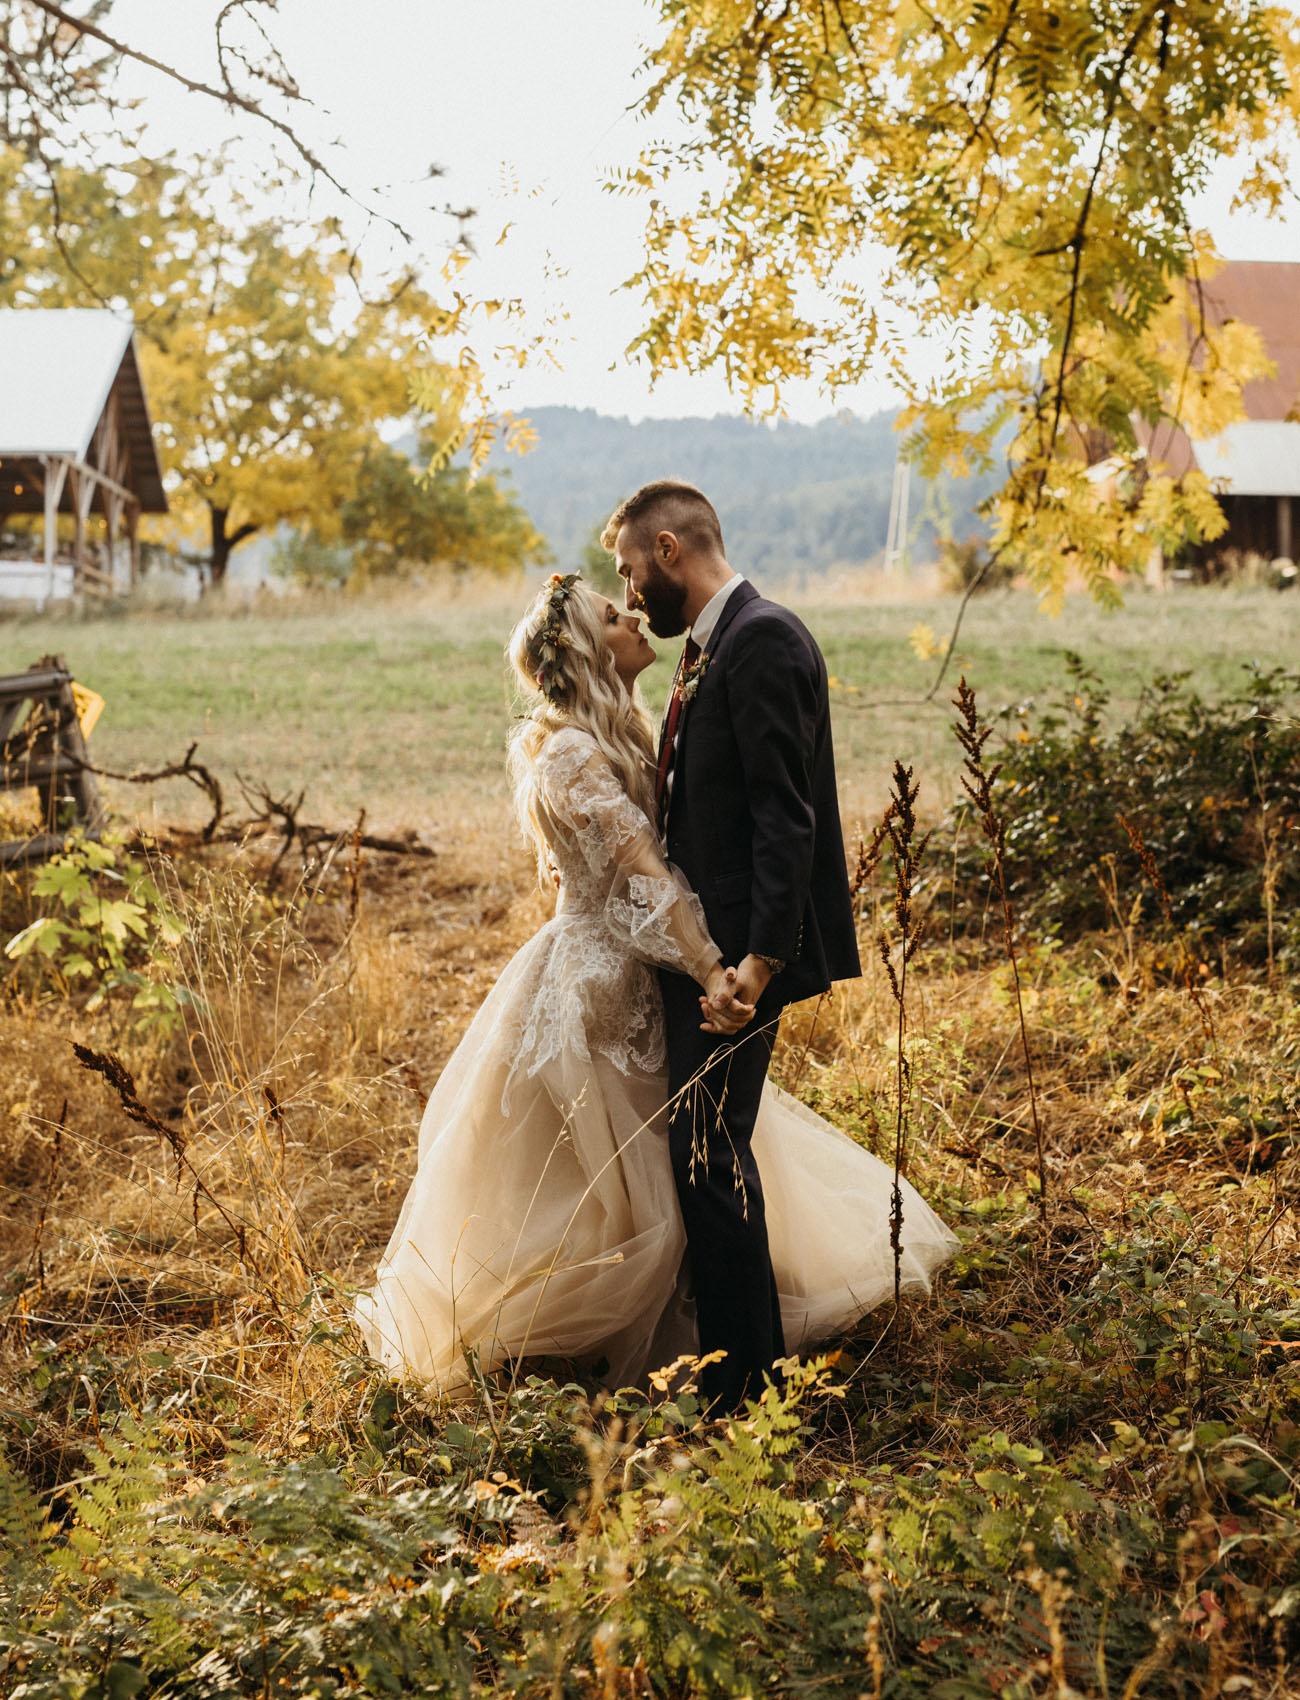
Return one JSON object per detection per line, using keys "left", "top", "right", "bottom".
{"left": 626, "top": 0, "right": 1300, "bottom": 605}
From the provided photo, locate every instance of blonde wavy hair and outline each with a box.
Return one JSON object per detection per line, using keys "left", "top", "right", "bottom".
{"left": 507, "top": 575, "right": 658, "bottom": 881}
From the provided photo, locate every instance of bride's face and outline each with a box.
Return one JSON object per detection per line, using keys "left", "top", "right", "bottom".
{"left": 597, "top": 595, "right": 655, "bottom": 684}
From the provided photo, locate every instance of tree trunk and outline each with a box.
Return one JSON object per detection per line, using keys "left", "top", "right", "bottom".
{"left": 209, "top": 507, "right": 233, "bottom": 589}
{"left": 207, "top": 507, "right": 259, "bottom": 590}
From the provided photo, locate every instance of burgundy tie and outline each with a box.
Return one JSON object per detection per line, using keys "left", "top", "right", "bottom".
{"left": 655, "top": 637, "right": 701, "bottom": 819}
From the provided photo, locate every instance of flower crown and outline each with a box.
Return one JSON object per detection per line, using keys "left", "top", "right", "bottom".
{"left": 534, "top": 571, "right": 581, "bottom": 702}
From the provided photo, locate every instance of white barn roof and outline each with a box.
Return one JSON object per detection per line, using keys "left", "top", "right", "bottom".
{"left": 1192, "top": 421, "right": 1300, "bottom": 498}
{"left": 0, "top": 309, "right": 130, "bottom": 455}
{"left": 0, "top": 308, "right": 167, "bottom": 510}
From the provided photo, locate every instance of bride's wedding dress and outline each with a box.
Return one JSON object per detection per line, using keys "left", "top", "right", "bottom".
{"left": 354, "top": 727, "right": 957, "bottom": 1392}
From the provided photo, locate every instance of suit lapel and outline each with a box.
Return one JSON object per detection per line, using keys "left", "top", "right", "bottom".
{"left": 703, "top": 577, "right": 758, "bottom": 655}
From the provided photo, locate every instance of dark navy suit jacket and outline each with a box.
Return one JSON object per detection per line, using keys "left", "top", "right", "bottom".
{"left": 660, "top": 579, "right": 860, "bottom": 1006}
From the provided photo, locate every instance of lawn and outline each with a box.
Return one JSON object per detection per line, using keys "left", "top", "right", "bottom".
{"left": 2, "top": 580, "right": 1294, "bottom": 837}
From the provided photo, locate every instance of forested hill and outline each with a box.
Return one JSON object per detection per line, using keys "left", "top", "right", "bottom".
{"left": 486, "top": 405, "right": 1000, "bottom": 580}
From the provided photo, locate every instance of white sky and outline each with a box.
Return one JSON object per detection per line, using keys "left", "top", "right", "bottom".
{"left": 109, "top": 0, "right": 1300, "bottom": 425}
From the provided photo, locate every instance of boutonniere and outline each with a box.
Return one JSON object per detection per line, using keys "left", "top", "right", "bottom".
{"left": 679, "top": 650, "right": 711, "bottom": 704}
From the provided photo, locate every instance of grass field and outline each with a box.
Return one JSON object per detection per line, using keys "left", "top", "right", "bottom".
{"left": 2, "top": 580, "right": 1295, "bottom": 836}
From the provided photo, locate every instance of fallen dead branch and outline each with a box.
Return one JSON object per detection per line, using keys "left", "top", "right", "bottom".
{"left": 80, "top": 742, "right": 225, "bottom": 840}
{"left": 232, "top": 775, "right": 435, "bottom": 885}
{"left": 61, "top": 742, "right": 436, "bottom": 875}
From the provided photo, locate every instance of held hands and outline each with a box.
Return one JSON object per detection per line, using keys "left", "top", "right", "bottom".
{"left": 698, "top": 954, "right": 774, "bottom": 1035}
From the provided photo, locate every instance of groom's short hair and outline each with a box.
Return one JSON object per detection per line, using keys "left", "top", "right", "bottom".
{"left": 600, "top": 480, "right": 725, "bottom": 557}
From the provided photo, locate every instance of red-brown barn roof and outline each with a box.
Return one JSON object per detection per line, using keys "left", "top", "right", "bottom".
{"left": 1139, "top": 259, "right": 1300, "bottom": 485}
{"left": 1202, "top": 259, "right": 1300, "bottom": 422}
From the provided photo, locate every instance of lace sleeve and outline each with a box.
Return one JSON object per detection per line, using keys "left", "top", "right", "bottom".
{"left": 538, "top": 731, "right": 722, "bottom": 986}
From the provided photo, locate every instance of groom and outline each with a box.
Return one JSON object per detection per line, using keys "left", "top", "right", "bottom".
{"left": 601, "top": 480, "right": 861, "bottom": 1412}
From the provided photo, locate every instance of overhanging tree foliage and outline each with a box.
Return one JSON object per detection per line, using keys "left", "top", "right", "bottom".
{"left": 1, "top": 2, "right": 544, "bottom": 548}
{"left": 625, "top": 0, "right": 1300, "bottom": 608}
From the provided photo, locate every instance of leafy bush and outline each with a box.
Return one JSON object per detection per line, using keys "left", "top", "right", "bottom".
{"left": 268, "top": 529, "right": 354, "bottom": 588}
{"left": 943, "top": 1196, "right": 1300, "bottom": 1440}
{"left": 1, "top": 1358, "right": 1296, "bottom": 1698}
{"left": 948, "top": 658, "right": 1300, "bottom": 961}
{"left": 3, "top": 831, "right": 189, "bottom": 1033}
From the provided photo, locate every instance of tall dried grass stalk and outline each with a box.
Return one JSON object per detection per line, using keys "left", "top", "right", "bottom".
{"left": 69, "top": 1041, "right": 284, "bottom": 1306}
{"left": 10, "top": 1098, "right": 66, "bottom": 1325}
{"left": 863, "top": 1523, "right": 887, "bottom": 1699}
{"left": 850, "top": 803, "right": 897, "bottom": 908}
{"left": 878, "top": 760, "right": 928, "bottom": 1313}
{"left": 953, "top": 678, "right": 1047, "bottom": 1206}
{"left": 1246, "top": 744, "right": 1282, "bottom": 984}
{"left": 1115, "top": 812, "right": 1216, "bottom": 1045}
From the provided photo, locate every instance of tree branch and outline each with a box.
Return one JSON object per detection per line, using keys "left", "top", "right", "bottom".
{"left": 23, "top": 0, "right": 413, "bottom": 242}
{"left": 1034, "top": 4, "right": 1164, "bottom": 494}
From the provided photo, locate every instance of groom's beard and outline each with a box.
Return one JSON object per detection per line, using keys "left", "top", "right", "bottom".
{"left": 637, "top": 559, "right": 689, "bottom": 638}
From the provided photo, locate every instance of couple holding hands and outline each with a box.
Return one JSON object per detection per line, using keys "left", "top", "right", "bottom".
{"left": 355, "top": 479, "right": 955, "bottom": 1413}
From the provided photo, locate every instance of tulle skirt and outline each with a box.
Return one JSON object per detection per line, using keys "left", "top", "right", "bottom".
{"left": 353, "top": 918, "right": 959, "bottom": 1392}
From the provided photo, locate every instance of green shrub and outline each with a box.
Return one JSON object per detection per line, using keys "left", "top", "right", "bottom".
{"left": 3, "top": 831, "right": 190, "bottom": 1034}
{"left": 947, "top": 658, "right": 1300, "bottom": 962}
{"left": 2, "top": 1360, "right": 1295, "bottom": 1698}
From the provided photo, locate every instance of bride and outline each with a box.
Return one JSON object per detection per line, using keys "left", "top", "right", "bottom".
{"left": 353, "top": 574, "right": 957, "bottom": 1395}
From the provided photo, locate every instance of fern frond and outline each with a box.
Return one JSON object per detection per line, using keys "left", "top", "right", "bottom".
{"left": 0, "top": 1451, "right": 52, "bottom": 1557}
{"left": 61, "top": 1413, "right": 169, "bottom": 1572}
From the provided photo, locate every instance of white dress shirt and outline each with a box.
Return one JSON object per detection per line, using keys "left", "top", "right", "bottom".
{"left": 688, "top": 571, "right": 746, "bottom": 652}
{"left": 663, "top": 573, "right": 745, "bottom": 806}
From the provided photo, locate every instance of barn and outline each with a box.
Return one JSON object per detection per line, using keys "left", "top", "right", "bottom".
{"left": 0, "top": 308, "right": 168, "bottom": 605}
{"left": 1141, "top": 259, "right": 1300, "bottom": 572}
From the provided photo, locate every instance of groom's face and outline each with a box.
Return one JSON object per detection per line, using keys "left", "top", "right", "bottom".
{"left": 615, "top": 524, "right": 689, "bottom": 639}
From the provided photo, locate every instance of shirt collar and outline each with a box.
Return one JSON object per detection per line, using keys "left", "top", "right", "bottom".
{"left": 689, "top": 572, "right": 745, "bottom": 651}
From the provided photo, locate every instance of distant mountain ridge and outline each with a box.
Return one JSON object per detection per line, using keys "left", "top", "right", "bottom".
{"left": 485, "top": 405, "right": 999, "bottom": 580}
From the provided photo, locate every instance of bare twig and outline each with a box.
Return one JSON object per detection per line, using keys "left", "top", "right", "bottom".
{"left": 22, "top": 0, "right": 413, "bottom": 240}
{"left": 347, "top": 808, "right": 366, "bottom": 928}
{"left": 232, "top": 774, "right": 434, "bottom": 881}
{"left": 236, "top": 773, "right": 306, "bottom": 882}
{"left": 953, "top": 677, "right": 1048, "bottom": 1206}
{"left": 75, "top": 742, "right": 225, "bottom": 841}
{"left": 51, "top": 740, "right": 435, "bottom": 871}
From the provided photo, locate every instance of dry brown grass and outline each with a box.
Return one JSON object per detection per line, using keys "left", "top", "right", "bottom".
{"left": 2, "top": 788, "right": 1294, "bottom": 1486}
{"left": 0, "top": 821, "right": 548, "bottom": 1463}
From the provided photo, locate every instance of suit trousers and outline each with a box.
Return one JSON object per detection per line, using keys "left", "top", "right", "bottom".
{"left": 658, "top": 968, "right": 786, "bottom": 1413}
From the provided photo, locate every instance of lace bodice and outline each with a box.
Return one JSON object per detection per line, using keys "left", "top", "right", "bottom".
{"left": 535, "top": 727, "right": 720, "bottom": 984}
{"left": 489, "top": 728, "right": 721, "bottom": 1101}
